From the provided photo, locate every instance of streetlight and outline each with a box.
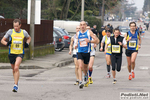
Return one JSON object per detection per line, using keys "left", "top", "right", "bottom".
{"left": 81, "top": 0, "right": 84, "bottom": 21}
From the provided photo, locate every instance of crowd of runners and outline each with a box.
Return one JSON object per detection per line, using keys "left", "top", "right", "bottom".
{"left": 0, "top": 19, "right": 144, "bottom": 92}
{"left": 69, "top": 21, "right": 142, "bottom": 89}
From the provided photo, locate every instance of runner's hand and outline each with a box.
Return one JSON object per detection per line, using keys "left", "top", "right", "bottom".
{"left": 24, "top": 42, "right": 29, "bottom": 48}
{"left": 75, "top": 44, "right": 78, "bottom": 49}
{"left": 138, "top": 45, "right": 141, "bottom": 49}
{"left": 84, "top": 38, "right": 90, "bottom": 43}
{"left": 94, "top": 44, "right": 97, "bottom": 48}
{"left": 118, "top": 42, "right": 122, "bottom": 46}
{"left": 127, "top": 37, "right": 132, "bottom": 41}
{"left": 7, "top": 40, "right": 12, "bottom": 46}
{"left": 104, "top": 50, "right": 107, "bottom": 54}
{"left": 100, "top": 48, "right": 103, "bottom": 51}
{"left": 69, "top": 51, "right": 72, "bottom": 55}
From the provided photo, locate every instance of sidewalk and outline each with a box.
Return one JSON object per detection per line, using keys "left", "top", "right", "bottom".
{"left": 0, "top": 48, "right": 73, "bottom": 69}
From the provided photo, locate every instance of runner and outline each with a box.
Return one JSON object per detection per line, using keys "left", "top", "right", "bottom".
{"left": 1, "top": 19, "right": 31, "bottom": 92}
{"left": 69, "top": 26, "right": 80, "bottom": 85}
{"left": 124, "top": 22, "right": 141, "bottom": 80}
{"left": 75, "top": 21, "right": 99, "bottom": 89}
{"left": 105, "top": 28, "right": 126, "bottom": 84}
{"left": 86, "top": 26, "right": 97, "bottom": 85}
{"left": 100, "top": 29, "right": 112, "bottom": 78}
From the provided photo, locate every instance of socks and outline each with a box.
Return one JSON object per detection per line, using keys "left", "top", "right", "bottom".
{"left": 107, "top": 65, "right": 110, "bottom": 73}
{"left": 129, "top": 73, "right": 131, "bottom": 75}
{"left": 131, "top": 70, "right": 134, "bottom": 73}
{"left": 89, "top": 68, "right": 93, "bottom": 77}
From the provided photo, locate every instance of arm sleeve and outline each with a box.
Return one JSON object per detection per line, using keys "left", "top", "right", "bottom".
{"left": 107, "top": 38, "right": 111, "bottom": 44}
{"left": 101, "top": 36, "right": 105, "bottom": 43}
{"left": 122, "top": 38, "right": 126, "bottom": 45}
{"left": 23, "top": 30, "right": 30, "bottom": 38}
{"left": 4, "top": 29, "right": 12, "bottom": 39}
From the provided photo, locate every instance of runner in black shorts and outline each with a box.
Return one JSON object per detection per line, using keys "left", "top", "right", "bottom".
{"left": 1, "top": 19, "right": 31, "bottom": 92}
{"left": 124, "top": 22, "right": 141, "bottom": 80}
{"left": 75, "top": 21, "right": 99, "bottom": 89}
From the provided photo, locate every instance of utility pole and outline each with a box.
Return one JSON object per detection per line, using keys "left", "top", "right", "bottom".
{"left": 101, "top": 0, "right": 105, "bottom": 26}
{"left": 81, "top": 0, "right": 84, "bottom": 21}
{"left": 29, "top": 0, "right": 35, "bottom": 59}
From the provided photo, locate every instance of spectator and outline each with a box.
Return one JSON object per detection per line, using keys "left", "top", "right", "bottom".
{"left": 91, "top": 25, "right": 98, "bottom": 36}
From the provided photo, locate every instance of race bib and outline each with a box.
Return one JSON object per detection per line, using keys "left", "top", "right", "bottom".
{"left": 79, "top": 38, "right": 88, "bottom": 47}
{"left": 13, "top": 41, "right": 22, "bottom": 50}
{"left": 112, "top": 45, "right": 120, "bottom": 53}
{"left": 129, "top": 40, "right": 136, "bottom": 48}
{"left": 107, "top": 46, "right": 111, "bottom": 52}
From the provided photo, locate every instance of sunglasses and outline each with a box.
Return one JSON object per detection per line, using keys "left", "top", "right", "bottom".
{"left": 105, "top": 30, "right": 111, "bottom": 33}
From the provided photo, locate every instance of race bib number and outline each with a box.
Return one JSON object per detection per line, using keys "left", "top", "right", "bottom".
{"left": 79, "top": 39, "right": 88, "bottom": 47}
{"left": 107, "top": 46, "right": 111, "bottom": 52}
{"left": 13, "top": 41, "right": 22, "bottom": 50}
{"left": 129, "top": 41, "right": 136, "bottom": 48}
{"left": 112, "top": 45, "right": 120, "bottom": 53}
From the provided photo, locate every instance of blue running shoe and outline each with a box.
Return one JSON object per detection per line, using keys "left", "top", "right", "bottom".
{"left": 12, "top": 85, "right": 18, "bottom": 92}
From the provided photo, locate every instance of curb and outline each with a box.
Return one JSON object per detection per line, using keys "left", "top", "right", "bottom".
{"left": 0, "top": 66, "right": 44, "bottom": 69}
{"left": 53, "top": 59, "right": 74, "bottom": 67}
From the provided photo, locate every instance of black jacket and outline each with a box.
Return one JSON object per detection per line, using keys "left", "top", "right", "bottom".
{"left": 110, "top": 35, "right": 124, "bottom": 56}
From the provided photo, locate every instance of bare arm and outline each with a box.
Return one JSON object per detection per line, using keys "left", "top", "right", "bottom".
{"left": 69, "top": 37, "right": 74, "bottom": 55}
{"left": 138, "top": 33, "right": 141, "bottom": 48}
{"left": 1, "top": 37, "right": 8, "bottom": 46}
{"left": 26, "top": 36, "right": 31, "bottom": 44}
{"left": 89, "top": 30, "right": 99, "bottom": 44}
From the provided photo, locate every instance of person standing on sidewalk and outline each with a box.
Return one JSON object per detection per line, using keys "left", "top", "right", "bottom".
{"left": 1, "top": 19, "right": 31, "bottom": 92}
{"left": 75, "top": 21, "right": 99, "bottom": 89}
{"left": 105, "top": 28, "right": 127, "bottom": 84}
{"left": 124, "top": 22, "right": 141, "bottom": 80}
{"left": 100, "top": 29, "right": 113, "bottom": 78}
{"left": 69, "top": 25, "right": 80, "bottom": 85}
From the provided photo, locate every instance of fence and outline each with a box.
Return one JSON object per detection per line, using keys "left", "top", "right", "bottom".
{"left": 0, "top": 19, "right": 53, "bottom": 47}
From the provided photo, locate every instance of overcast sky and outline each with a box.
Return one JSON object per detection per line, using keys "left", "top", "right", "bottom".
{"left": 128, "top": 0, "right": 144, "bottom": 11}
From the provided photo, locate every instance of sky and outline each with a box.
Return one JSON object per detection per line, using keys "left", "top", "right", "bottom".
{"left": 127, "top": 0, "right": 144, "bottom": 11}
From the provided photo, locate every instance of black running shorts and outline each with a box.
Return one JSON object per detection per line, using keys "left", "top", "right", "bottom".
{"left": 77, "top": 53, "right": 90, "bottom": 64}
{"left": 125, "top": 49, "right": 138, "bottom": 57}
{"left": 8, "top": 54, "right": 24, "bottom": 64}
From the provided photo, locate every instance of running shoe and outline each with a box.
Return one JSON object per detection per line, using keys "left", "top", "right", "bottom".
{"left": 89, "top": 77, "right": 93, "bottom": 84}
{"left": 79, "top": 82, "right": 84, "bottom": 89}
{"left": 112, "top": 80, "right": 117, "bottom": 84}
{"left": 132, "top": 72, "right": 135, "bottom": 78}
{"left": 12, "top": 85, "right": 18, "bottom": 92}
{"left": 84, "top": 81, "right": 89, "bottom": 87}
{"left": 129, "top": 74, "right": 132, "bottom": 80}
{"left": 74, "top": 81, "right": 79, "bottom": 85}
{"left": 106, "top": 74, "right": 111, "bottom": 78}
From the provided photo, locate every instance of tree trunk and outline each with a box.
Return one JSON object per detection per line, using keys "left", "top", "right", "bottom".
{"left": 63, "top": 0, "right": 71, "bottom": 19}
{"left": 60, "top": 0, "right": 67, "bottom": 19}
{"left": 70, "top": 1, "right": 81, "bottom": 20}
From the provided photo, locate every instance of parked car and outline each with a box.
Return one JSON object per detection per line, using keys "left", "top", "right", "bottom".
{"left": 54, "top": 27, "right": 71, "bottom": 48}
{"left": 0, "top": 15, "right": 4, "bottom": 19}
{"left": 53, "top": 30, "right": 65, "bottom": 51}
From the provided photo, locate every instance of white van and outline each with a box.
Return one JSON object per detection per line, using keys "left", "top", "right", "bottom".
{"left": 54, "top": 20, "right": 80, "bottom": 34}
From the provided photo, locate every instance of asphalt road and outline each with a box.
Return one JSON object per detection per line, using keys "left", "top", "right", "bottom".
{"left": 0, "top": 21, "right": 150, "bottom": 100}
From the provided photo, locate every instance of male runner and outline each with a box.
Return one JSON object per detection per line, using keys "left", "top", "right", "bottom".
{"left": 69, "top": 26, "right": 80, "bottom": 85}
{"left": 106, "top": 28, "right": 126, "bottom": 84}
{"left": 1, "top": 19, "right": 31, "bottom": 92}
{"left": 100, "top": 29, "right": 112, "bottom": 78}
{"left": 124, "top": 22, "right": 141, "bottom": 80}
{"left": 75, "top": 21, "right": 99, "bottom": 89}
{"left": 86, "top": 26, "right": 97, "bottom": 85}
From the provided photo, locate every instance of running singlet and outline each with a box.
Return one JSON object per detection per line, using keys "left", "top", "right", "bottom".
{"left": 77, "top": 30, "right": 91, "bottom": 53}
{"left": 105, "top": 35, "right": 111, "bottom": 54}
{"left": 127, "top": 31, "right": 139, "bottom": 50}
{"left": 9, "top": 29, "right": 25, "bottom": 54}
{"left": 73, "top": 34, "right": 78, "bottom": 55}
